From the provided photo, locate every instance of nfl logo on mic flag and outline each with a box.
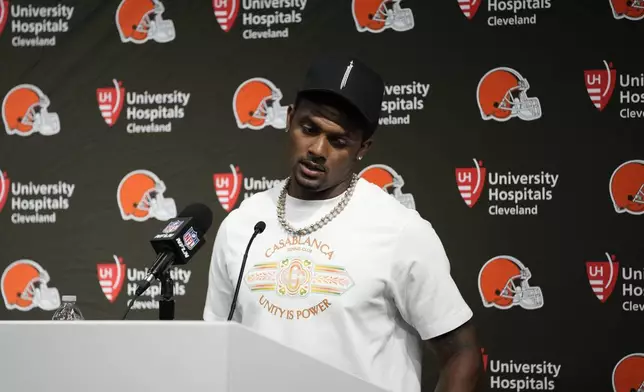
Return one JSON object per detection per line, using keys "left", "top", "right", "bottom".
{"left": 163, "top": 220, "right": 183, "bottom": 234}
{"left": 183, "top": 227, "right": 199, "bottom": 250}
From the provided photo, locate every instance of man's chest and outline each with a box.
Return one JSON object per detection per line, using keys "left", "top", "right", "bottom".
{"left": 224, "top": 223, "right": 399, "bottom": 322}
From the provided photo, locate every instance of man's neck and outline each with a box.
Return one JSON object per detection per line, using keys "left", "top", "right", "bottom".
{"left": 287, "top": 175, "right": 353, "bottom": 201}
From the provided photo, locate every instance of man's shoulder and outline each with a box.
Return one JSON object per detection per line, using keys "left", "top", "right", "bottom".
{"left": 356, "top": 178, "right": 425, "bottom": 226}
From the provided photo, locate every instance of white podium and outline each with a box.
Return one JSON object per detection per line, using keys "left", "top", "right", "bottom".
{"left": 0, "top": 320, "right": 388, "bottom": 392}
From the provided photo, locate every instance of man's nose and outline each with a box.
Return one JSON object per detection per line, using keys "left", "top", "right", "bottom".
{"left": 308, "top": 135, "right": 328, "bottom": 158}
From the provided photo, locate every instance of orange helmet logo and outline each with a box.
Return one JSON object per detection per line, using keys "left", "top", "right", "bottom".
{"left": 478, "top": 255, "right": 544, "bottom": 310}
{"left": 613, "top": 353, "right": 644, "bottom": 392}
{"left": 358, "top": 164, "right": 416, "bottom": 209}
{"left": 352, "top": 0, "right": 415, "bottom": 33}
{"left": 477, "top": 67, "right": 542, "bottom": 122}
{"left": 610, "top": 160, "right": 644, "bottom": 215}
{"left": 232, "top": 78, "right": 287, "bottom": 130}
{"left": 117, "top": 169, "right": 177, "bottom": 222}
{"left": 609, "top": 0, "right": 644, "bottom": 20}
{"left": 116, "top": 0, "right": 176, "bottom": 44}
{"left": 1, "top": 259, "right": 61, "bottom": 311}
{"left": 2, "top": 84, "right": 60, "bottom": 136}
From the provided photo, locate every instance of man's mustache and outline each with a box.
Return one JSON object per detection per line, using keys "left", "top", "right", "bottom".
{"left": 299, "top": 158, "right": 326, "bottom": 172}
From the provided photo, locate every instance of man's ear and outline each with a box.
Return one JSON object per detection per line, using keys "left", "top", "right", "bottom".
{"left": 356, "top": 138, "right": 373, "bottom": 161}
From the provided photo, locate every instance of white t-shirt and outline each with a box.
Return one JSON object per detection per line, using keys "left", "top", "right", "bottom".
{"left": 203, "top": 178, "right": 473, "bottom": 392}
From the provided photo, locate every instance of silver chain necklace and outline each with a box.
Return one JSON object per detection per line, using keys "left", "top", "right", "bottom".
{"left": 277, "top": 173, "right": 359, "bottom": 236}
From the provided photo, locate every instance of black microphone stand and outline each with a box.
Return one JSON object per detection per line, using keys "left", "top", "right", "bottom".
{"left": 158, "top": 269, "right": 174, "bottom": 320}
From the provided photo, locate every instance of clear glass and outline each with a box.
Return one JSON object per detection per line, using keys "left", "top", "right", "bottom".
{"left": 51, "top": 297, "right": 85, "bottom": 321}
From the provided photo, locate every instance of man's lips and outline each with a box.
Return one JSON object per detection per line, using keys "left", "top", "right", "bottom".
{"left": 300, "top": 160, "right": 325, "bottom": 172}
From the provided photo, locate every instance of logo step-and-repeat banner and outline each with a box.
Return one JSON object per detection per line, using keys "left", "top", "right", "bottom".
{"left": 0, "top": 1, "right": 641, "bottom": 391}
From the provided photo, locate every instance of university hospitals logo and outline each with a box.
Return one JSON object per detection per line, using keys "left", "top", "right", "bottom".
{"left": 115, "top": 0, "right": 176, "bottom": 44}
{"left": 213, "top": 0, "right": 306, "bottom": 40}
{"left": 2, "top": 84, "right": 60, "bottom": 137}
{"left": 1, "top": 259, "right": 61, "bottom": 312}
{"left": 379, "top": 80, "right": 431, "bottom": 126}
{"left": 96, "top": 79, "right": 126, "bottom": 127}
{"left": 0, "top": 1, "right": 8, "bottom": 37}
{"left": 352, "top": 0, "right": 415, "bottom": 33}
{"left": 584, "top": 61, "right": 644, "bottom": 119}
{"left": 96, "top": 79, "right": 190, "bottom": 133}
{"left": 612, "top": 353, "right": 644, "bottom": 392}
{"left": 213, "top": 0, "right": 239, "bottom": 32}
{"left": 214, "top": 164, "right": 281, "bottom": 212}
{"left": 455, "top": 159, "right": 558, "bottom": 215}
{"left": 117, "top": 169, "right": 178, "bottom": 222}
{"left": 478, "top": 255, "right": 544, "bottom": 310}
{"left": 456, "top": 158, "right": 486, "bottom": 207}
{"left": 586, "top": 252, "right": 620, "bottom": 303}
{"left": 97, "top": 255, "right": 191, "bottom": 310}
{"left": 458, "top": 0, "right": 551, "bottom": 26}
{"left": 0, "top": 167, "right": 75, "bottom": 224}
{"left": 0, "top": 169, "right": 9, "bottom": 213}
{"left": 358, "top": 164, "right": 416, "bottom": 209}
{"left": 458, "top": 0, "right": 483, "bottom": 19}
{"left": 232, "top": 78, "right": 287, "bottom": 130}
{"left": 0, "top": 1, "right": 74, "bottom": 47}
{"left": 609, "top": 0, "right": 644, "bottom": 20}
{"left": 214, "top": 165, "right": 242, "bottom": 212}
{"left": 477, "top": 67, "right": 542, "bottom": 122}
{"left": 483, "top": 348, "right": 561, "bottom": 391}
{"left": 609, "top": 160, "right": 644, "bottom": 215}
{"left": 97, "top": 255, "right": 126, "bottom": 303}
{"left": 585, "top": 252, "right": 644, "bottom": 312}
{"left": 584, "top": 60, "right": 616, "bottom": 111}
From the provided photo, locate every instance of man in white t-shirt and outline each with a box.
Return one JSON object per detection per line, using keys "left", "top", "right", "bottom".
{"left": 203, "top": 54, "right": 483, "bottom": 392}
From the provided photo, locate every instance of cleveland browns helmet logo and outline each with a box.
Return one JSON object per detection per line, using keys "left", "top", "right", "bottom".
{"left": 232, "top": 78, "right": 287, "bottom": 130}
{"left": 609, "top": 0, "right": 644, "bottom": 20}
{"left": 610, "top": 160, "right": 644, "bottom": 215}
{"left": 359, "top": 164, "right": 416, "bottom": 209}
{"left": 116, "top": 0, "right": 176, "bottom": 44}
{"left": 613, "top": 353, "right": 644, "bottom": 392}
{"left": 117, "top": 169, "right": 177, "bottom": 222}
{"left": 478, "top": 255, "right": 544, "bottom": 310}
{"left": 477, "top": 67, "right": 542, "bottom": 122}
{"left": 1, "top": 259, "right": 61, "bottom": 311}
{"left": 2, "top": 84, "right": 60, "bottom": 136}
{"left": 352, "top": 0, "right": 415, "bottom": 33}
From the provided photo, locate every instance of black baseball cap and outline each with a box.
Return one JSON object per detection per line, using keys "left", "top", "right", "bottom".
{"left": 296, "top": 54, "right": 385, "bottom": 135}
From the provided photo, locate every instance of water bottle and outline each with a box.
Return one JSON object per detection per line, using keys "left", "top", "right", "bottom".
{"left": 51, "top": 295, "right": 85, "bottom": 320}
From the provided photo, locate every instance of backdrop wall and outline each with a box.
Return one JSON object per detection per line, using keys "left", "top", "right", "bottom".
{"left": 0, "top": 1, "right": 642, "bottom": 391}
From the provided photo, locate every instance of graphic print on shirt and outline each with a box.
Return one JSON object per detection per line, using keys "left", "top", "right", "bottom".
{"left": 244, "top": 235, "right": 354, "bottom": 320}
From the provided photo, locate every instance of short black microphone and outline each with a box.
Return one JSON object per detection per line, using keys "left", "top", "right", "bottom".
{"left": 227, "top": 221, "right": 266, "bottom": 321}
{"left": 135, "top": 203, "right": 214, "bottom": 297}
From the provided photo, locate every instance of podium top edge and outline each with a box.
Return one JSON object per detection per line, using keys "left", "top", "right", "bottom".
{"left": 0, "top": 320, "right": 238, "bottom": 326}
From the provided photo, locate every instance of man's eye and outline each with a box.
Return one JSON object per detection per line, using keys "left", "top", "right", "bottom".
{"left": 330, "top": 139, "right": 347, "bottom": 147}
